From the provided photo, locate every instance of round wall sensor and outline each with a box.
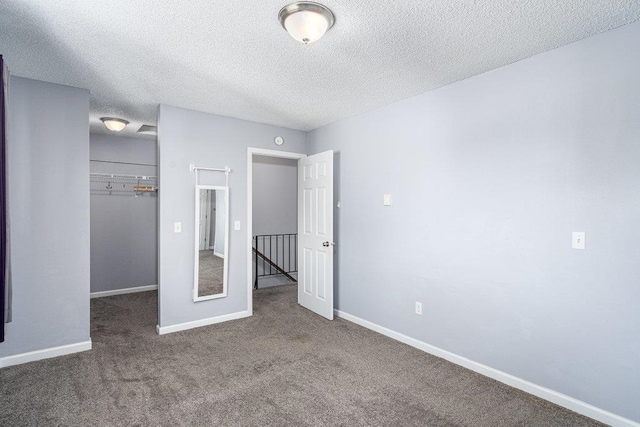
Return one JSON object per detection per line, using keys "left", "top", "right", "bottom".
{"left": 274, "top": 136, "right": 284, "bottom": 146}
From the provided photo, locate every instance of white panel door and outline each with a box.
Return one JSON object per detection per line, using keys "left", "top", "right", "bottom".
{"left": 298, "top": 150, "right": 334, "bottom": 320}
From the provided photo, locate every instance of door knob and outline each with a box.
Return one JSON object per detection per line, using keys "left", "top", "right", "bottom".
{"left": 323, "top": 241, "right": 335, "bottom": 247}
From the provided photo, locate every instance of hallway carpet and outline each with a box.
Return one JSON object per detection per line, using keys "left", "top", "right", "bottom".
{"left": 0, "top": 285, "right": 603, "bottom": 426}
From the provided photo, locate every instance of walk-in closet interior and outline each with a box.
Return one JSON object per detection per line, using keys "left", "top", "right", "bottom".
{"left": 89, "top": 133, "right": 157, "bottom": 301}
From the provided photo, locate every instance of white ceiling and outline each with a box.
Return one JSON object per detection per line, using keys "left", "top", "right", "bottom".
{"left": 1, "top": 0, "right": 639, "bottom": 138}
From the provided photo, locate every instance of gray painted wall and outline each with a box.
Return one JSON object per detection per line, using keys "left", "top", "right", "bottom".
{"left": 90, "top": 134, "right": 157, "bottom": 293}
{"left": 157, "top": 105, "right": 306, "bottom": 327}
{"left": 307, "top": 22, "right": 640, "bottom": 422}
{"left": 252, "top": 156, "right": 297, "bottom": 235}
{"left": 0, "top": 77, "right": 90, "bottom": 357}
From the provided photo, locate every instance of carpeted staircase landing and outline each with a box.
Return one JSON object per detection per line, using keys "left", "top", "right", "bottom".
{"left": 0, "top": 285, "right": 603, "bottom": 426}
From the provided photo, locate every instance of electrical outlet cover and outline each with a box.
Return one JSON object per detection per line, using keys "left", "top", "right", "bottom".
{"left": 415, "top": 301, "right": 422, "bottom": 315}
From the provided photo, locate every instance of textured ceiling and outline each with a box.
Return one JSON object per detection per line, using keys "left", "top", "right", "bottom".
{"left": 1, "top": 0, "right": 639, "bottom": 138}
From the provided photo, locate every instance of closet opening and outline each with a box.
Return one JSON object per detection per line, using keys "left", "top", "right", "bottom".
{"left": 89, "top": 132, "right": 158, "bottom": 333}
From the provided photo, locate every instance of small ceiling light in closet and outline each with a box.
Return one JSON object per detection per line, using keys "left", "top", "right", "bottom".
{"left": 278, "top": 2, "right": 335, "bottom": 44}
{"left": 101, "top": 117, "right": 129, "bottom": 132}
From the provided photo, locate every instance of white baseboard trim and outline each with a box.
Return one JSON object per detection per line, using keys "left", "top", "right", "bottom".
{"left": 0, "top": 340, "right": 92, "bottom": 369}
{"left": 156, "top": 310, "right": 251, "bottom": 335}
{"left": 334, "top": 309, "right": 639, "bottom": 427}
{"left": 90, "top": 285, "right": 158, "bottom": 299}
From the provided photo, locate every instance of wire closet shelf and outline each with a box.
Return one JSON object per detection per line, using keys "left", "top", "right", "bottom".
{"left": 90, "top": 173, "right": 158, "bottom": 196}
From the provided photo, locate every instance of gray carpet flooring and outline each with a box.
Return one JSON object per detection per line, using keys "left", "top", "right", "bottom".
{"left": 0, "top": 285, "right": 603, "bottom": 426}
{"left": 198, "top": 250, "right": 224, "bottom": 297}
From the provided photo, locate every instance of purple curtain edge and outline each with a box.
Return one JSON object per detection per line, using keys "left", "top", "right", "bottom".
{"left": 0, "top": 54, "right": 6, "bottom": 343}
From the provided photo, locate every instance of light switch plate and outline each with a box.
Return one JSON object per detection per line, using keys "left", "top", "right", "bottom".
{"left": 174, "top": 222, "right": 182, "bottom": 233}
{"left": 383, "top": 194, "right": 392, "bottom": 206}
{"left": 572, "top": 232, "right": 585, "bottom": 250}
{"left": 234, "top": 220, "right": 241, "bottom": 231}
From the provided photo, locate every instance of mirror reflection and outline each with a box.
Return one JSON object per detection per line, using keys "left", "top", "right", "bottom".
{"left": 194, "top": 186, "right": 228, "bottom": 301}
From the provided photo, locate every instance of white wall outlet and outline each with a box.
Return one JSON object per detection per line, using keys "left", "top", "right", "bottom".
{"left": 415, "top": 301, "right": 422, "bottom": 315}
{"left": 174, "top": 222, "right": 182, "bottom": 233}
{"left": 572, "top": 231, "right": 585, "bottom": 250}
{"left": 383, "top": 194, "right": 392, "bottom": 206}
{"left": 234, "top": 220, "right": 241, "bottom": 231}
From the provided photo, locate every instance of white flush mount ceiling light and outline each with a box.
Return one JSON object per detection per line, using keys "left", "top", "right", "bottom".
{"left": 101, "top": 117, "right": 129, "bottom": 132}
{"left": 278, "top": 2, "right": 335, "bottom": 44}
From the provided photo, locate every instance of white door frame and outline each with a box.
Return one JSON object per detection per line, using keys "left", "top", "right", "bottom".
{"left": 246, "top": 147, "right": 306, "bottom": 315}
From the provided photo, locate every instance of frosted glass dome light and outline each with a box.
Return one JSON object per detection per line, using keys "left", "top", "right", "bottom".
{"left": 279, "top": 2, "right": 335, "bottom": 44}
{"left": 101, "top": 117, "right": 129, "bottom": 132}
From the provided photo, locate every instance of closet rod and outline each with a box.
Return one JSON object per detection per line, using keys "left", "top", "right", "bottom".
{"left": 90, "top": 159, "right": 157, "bottom": 167}
{"left": 90, "top": 173, "right": 157, "bottom": 179}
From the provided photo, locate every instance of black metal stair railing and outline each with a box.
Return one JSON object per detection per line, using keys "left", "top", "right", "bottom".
{"left": 253, "top": 234, "right": 297, "bottom": 289}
